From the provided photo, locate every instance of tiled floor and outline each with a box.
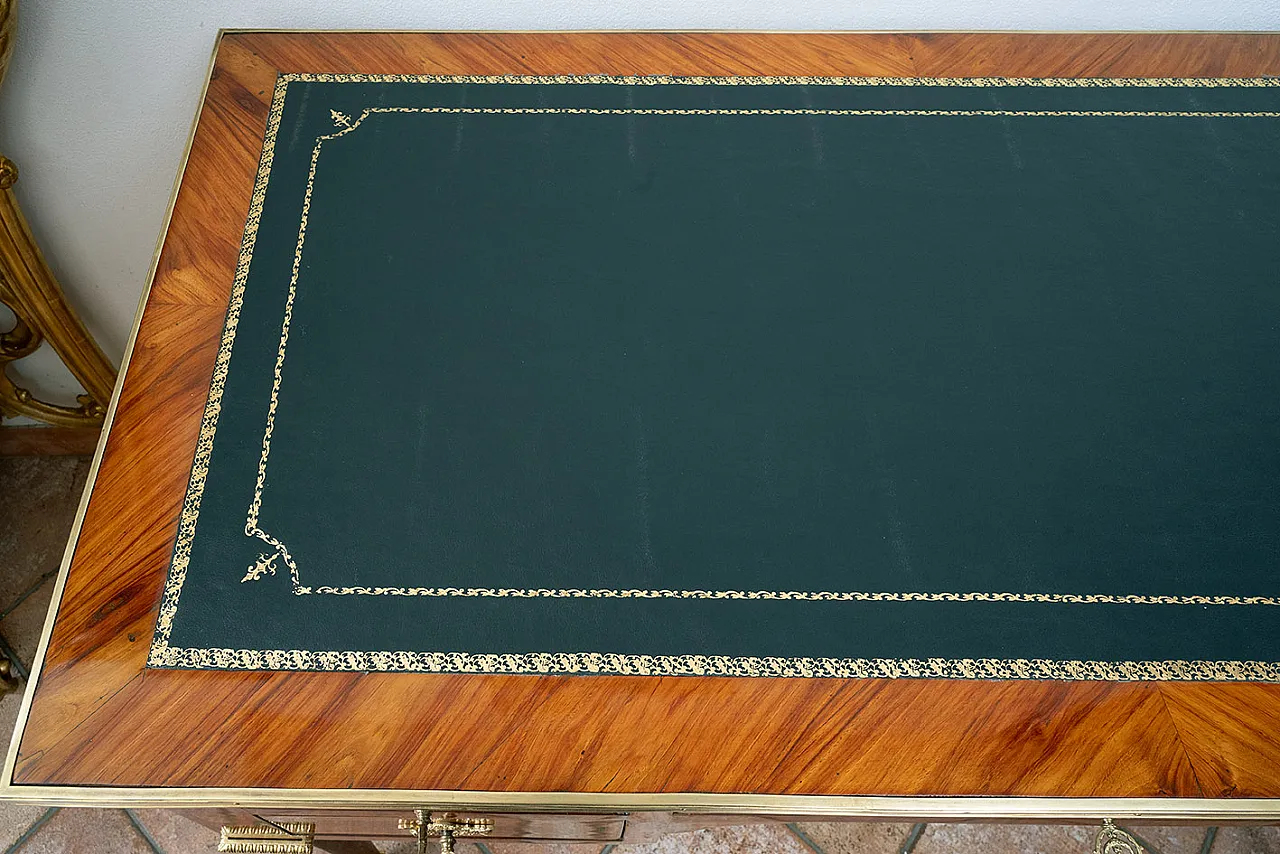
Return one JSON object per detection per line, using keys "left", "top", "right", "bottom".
{"left": 2, "top": 454, "right": 1278, "bottom": 854}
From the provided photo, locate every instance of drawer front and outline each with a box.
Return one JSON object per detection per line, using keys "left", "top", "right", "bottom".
{"left": 257, "top": 810, "right": 627, "bottom": 842}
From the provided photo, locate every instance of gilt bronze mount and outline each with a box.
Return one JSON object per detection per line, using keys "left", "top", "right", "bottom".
{"left": 399, "top": 811, "right": 494, "bottom": 854}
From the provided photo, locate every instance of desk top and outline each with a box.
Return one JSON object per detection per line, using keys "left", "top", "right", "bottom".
{"left": 5, "top": 31, "right": 1280, "bottom": 817}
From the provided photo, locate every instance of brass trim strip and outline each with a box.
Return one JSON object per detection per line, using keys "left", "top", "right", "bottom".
{"left": 221, "top": 28, "right": 1280, "bottom": 35}
{"left": 3, "top": 787, "right": 1280, "bottom": 820}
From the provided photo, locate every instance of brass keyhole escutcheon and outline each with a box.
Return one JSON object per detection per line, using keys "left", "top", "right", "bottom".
{"left": 399, "top": 810, "right": 494, "bottom": 854}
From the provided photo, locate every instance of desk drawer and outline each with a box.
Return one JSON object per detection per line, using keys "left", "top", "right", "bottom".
{"left": 202, "top": 810, "right": 627, "bottom": 843}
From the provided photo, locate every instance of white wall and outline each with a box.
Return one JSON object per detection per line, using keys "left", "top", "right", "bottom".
{"left": 1, "top": 1, "right": 1278, "bottom": 407}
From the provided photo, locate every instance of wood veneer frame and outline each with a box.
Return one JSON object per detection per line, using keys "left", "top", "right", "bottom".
{"left": 4, "top": 31, "right": 1280, "bottom": 816}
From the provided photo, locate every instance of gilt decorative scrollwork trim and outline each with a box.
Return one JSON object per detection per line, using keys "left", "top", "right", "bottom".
{"left": 0, "top": 156, "right": 116, "bottom": 427}
{"left": 400, "top": 811, "right": 494, "bottom": 854}
{"left": 0, "top": 155, "right": 16, "bottom": 190}
{"left": 1093, "top": 820, "right": 1145, "bottom": 854}
{"left": 217, "top": 822, "right": 315, "bottom": 854}
{"left": 243, "top": 95, "right": 1280, "bottom": 604}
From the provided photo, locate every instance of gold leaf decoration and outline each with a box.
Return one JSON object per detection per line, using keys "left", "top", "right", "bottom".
{"left": 242, "top": 552, "right": 278, "bottom": 583}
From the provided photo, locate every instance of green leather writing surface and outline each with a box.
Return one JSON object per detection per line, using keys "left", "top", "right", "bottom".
{"left": 150, "top": 74, "right": 1280, "bottom": 679}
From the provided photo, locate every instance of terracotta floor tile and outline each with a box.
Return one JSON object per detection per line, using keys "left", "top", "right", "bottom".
{"left": 0, "top": 798, "right": 50, "bottom": 851}
{"left": 1212, "top": 826, "right": 1280, "bottom": 854}
{"left": 130, "top": 808, "right": 222, "bottom": 853}
{"left": 12, "top": 807, "right": 151, "bottom": 854}
{"left": 1123, "top": 825, "right": 1211, "bottom": 854}
{"left": 790, "top": 821, "right": 914, "bottom": 854}
{"left": 2, "top": 686, "right": 25, "bottom": 744}
{"left": 0, "top": 579, "right": 54, "bottom": 672}
{"left": 375, "top": 839, "right": 419, "bottom": 854}
{"left": 914, "top": 823, "right": 1099, "bottom": 854}
{"left": 483, "top": 843, "right": 610, "bottom": 854}
{"left": 613, "top": 824, "right": 808, "bottom": 854}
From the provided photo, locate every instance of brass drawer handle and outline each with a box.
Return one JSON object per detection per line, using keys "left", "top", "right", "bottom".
{"left": 218, "top": 821, "right": 315, "bottom": 854}
{"left": 399, "top": 811, "right": 494, "bottom": 854}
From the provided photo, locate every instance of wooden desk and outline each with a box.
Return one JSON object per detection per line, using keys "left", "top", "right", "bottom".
{"left": 3, "top": 31, "right": 1280, "bottom": 845}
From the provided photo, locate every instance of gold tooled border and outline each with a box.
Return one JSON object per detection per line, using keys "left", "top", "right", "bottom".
{"left": 150, "top": 72, "right": 1280, "bottom": 679}
{"left": 146, "top": 648, "right": 1280, "bottom": 681}
{"left": 250, "top": 99, "right": 1280, "bottom": 601}
{"left": 149, "top": 73, "right": 292, "bottom": 661}
{"left": 303, "top": 586, "right": 1280, "bottom": 604}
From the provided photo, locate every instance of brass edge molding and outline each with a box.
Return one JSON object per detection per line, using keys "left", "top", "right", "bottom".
{"left": 0, "top": 30, "right": 227, "bottom": 793}
{"left": 2, "top": 787, "right": 1280, "bottom": 820}
{"left": 220, "top": 28, "right": 1280, "bottom": 36}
